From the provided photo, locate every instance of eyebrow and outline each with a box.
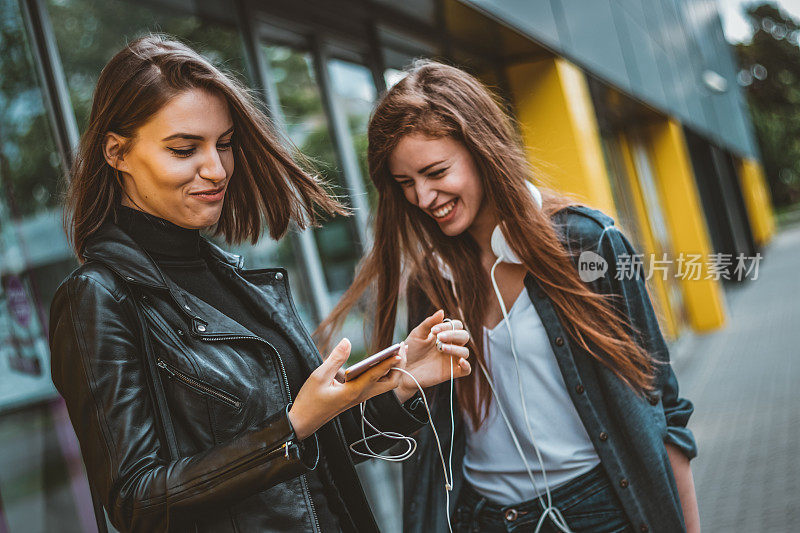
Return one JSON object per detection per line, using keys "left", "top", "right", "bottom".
{"left": 161, "top": 125, "right": 234, "bottom": 142}
{"left": 392, "top": 159, "right": 448, "bottom": 179}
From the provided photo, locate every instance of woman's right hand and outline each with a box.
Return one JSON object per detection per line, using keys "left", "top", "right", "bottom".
{"left": 288, "top": 338, "right": 406, "bottom": 440}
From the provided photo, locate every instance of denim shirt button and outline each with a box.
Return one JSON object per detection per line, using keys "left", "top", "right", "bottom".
{"left": 648, "top": 395, "right": 659, "bottom": 405}
{"left": 599, "top": 431, "right": 608, "bottom": 441}
{"left": 640, "top": 525, "right": 649, "bottom": 532}
{"left": 575, "top": 384, "right": 585, "bottom": 394}
{"left": 555, "top": 336, "right": 564, "bottom": 346}
{"left": 619, "top": 478, "right": 629, "bottom": 488}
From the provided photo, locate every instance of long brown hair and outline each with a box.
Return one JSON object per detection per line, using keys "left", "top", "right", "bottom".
{"left": 316, "top": 60, "right": 654, "bottom": 428}
{"left": 64, "top": 34, "right": 345, "bottom": 260}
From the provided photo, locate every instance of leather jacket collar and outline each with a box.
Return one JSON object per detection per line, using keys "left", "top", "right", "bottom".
{"left": 81, "top": 221, "right": 276, "bottom": 343}
{"left": 83, "top": 221, "right": 245, "bottom": 290}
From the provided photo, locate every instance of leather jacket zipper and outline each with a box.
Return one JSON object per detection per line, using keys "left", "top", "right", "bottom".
{"left": 264, "top": 440, "right": 293, "bottom": 461}
{"left": 199, "top": 334, "right": 291, "bottom": 401}
{"left": 199, "top": 333, "right": 320, "bottom": 533}
{"left": 156, "top": 359, "right": 242, "bottom": 409}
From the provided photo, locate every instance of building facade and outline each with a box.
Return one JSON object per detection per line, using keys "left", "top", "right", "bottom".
{"left": 0, "top": 0, "right": 774, "bottom": 530}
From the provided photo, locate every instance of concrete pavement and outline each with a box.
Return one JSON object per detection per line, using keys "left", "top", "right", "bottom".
{"left": 672, "top": 222, "right": 800, "bottom": 532}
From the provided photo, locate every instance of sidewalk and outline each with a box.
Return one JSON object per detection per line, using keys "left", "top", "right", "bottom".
{"left": 671, "top": 223, "right": 800, "bottom": 532}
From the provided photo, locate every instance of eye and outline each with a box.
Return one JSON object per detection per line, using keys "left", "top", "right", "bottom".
{"left": 428, "top": 166, "right": 449, "bottom": 178}
{"left": 396, "top": 180, "right": 414, "bottom": 188}
{"left": 167, "top": 147, "right": 195, "bottom": 158}
{"left": 217, "top": 140, "right": 233, "bottom": 151}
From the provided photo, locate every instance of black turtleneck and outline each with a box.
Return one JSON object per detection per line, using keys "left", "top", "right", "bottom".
{"left": 114, "top": 204, "right": 342, "bottom": 532}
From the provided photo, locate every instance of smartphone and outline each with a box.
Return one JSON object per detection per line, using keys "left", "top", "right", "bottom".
{"left": 342, "top": 343, "right": 402, "bottom": 382}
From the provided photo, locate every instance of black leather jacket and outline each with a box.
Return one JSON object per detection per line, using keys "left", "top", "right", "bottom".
{"left": 49, "top": 221, "right": 427, "bottom": 532}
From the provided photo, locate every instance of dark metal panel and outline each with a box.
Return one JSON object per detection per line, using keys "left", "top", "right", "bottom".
{"left": 454, "top": 0, "right": 759, "bottom": 158}
{"left": 614, "top": 6, "right": 668, "bottom": 108}
{"left": 459, "top": 0, "right": 562, "bottom": 50}
{"left": 556, "top": 0, "right": 632, "bottom": 92}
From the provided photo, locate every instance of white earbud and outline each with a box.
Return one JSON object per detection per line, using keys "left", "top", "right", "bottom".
{"left": 490, "top": 180, "right": 543, "bottom": 265}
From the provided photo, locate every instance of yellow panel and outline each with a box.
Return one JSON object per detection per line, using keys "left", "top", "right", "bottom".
{"left": 738, "top": 158, "right": 776, "bottom": 246}
{"left": 646, "top": 119, "right": 726, "bottom": 332}
{"left": 506, "top": 58, "right": 617, "bottom": 219}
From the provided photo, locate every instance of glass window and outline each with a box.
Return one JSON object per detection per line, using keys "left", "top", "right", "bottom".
{"left": 261, "top": 43, "right": 362, "bottom": 300}
{"left": 0, "top": 0, "right": 84, "bottom": 530}
{"left": 327, "top": 58, "right": 377, "bottom": 203}
{"left": 47, "top": 0, "right": 249, "bottom": 131}
{"left": 0, "top": 0, "right": 67, "bottom": 412}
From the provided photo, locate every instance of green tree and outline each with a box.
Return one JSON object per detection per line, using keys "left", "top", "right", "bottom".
{"left": 736, "top": 3, "right": 800, "bottom": 207}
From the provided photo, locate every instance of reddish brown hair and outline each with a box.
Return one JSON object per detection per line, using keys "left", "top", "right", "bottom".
{"left": 64, "top": 34, "right": 344, "bottom": 260}
{"left": 316, "top": 60, "right": 654, "bottom": 428}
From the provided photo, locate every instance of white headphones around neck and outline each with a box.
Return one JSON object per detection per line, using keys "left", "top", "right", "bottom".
{"left": 489, "top": 180, "right": 543, "bottom": 265}
{"left": 435, "top": 180, "right": 542, "bottom": 280}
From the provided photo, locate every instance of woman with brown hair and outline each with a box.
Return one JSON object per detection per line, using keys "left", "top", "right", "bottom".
{"left": 48, "top": 36, "right": 469, "bottom": 532}
{"left": 317, "top": 61, "right": 700, "bottom": 532}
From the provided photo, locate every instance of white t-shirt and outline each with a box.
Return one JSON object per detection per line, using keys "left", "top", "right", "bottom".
{"left": 463, "top": 290, "right": 600, "bottom": 505}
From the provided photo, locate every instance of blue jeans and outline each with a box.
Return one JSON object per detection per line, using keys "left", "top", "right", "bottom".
{"left": 452, "top": 465, "right": 632, "bottom": 533}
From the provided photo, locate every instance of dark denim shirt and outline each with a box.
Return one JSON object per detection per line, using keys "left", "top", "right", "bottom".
{"left": 402, "top": 205, "right": 697, "bottom": 533}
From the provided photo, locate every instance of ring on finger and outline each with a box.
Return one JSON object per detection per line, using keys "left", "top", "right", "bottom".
{"left": 435, "top": 339, "right": 444, "bottom": 352}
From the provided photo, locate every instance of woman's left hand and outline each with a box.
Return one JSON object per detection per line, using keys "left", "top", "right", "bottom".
{"left": 395, "top": 310, "right": 471, "bottom": 402}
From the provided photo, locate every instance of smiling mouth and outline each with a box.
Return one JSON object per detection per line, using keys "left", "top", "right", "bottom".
{"left": 191, "top": 187, "right": 225, "bottom": 195}
{"left": 431, "top": 198, "right": 457, "bottom": 219}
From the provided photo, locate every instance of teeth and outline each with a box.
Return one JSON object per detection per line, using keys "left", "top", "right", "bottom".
{"left": 433, "top": 200, "right": 456, "bottom": 218}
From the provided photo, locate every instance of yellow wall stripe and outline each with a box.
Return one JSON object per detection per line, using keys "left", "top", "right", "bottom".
{"left": 738, "top": 158, "right": 775, "bottom": 247}
{"left": 646, "top": 119, "right": 727, "bottom": 332}
{"left": 506, "top": 57, "right": 617, "bottom": 219}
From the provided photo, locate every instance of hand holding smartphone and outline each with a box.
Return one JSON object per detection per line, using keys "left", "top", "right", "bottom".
{"left": 337, "top": 343, "right": 403, "bottom": 382}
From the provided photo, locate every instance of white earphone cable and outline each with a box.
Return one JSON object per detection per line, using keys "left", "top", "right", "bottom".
{"left": 489, "top": 257, "right": 572, "bottom": 533}
{"left": 349, "top": 352, "right": 456, "bottom": 533}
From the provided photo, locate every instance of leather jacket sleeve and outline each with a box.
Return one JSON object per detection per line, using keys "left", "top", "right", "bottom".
{"left": 49, "top": 273, "right": 317, "bottom": 532}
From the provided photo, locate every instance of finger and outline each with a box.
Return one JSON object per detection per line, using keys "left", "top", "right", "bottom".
{"left": 360, "top": 351, "right": 403, "bottom": 383}
{"left": 439, "top": 344, "right": 470, "bottom": 359}
{"left": 397, "top": 342, "right": 408, "bottom": 367}
{"left": 435, "top": 329, "right": 470, "bottom": 346}
{"left": 378, "top": 342, "right": 407, "bottom": 380}
{"left": 385, "top": 343, "right": 408, "bottom": 382}
{"left": 430, "top": 319, "right": 464, "bottom": 336}
{"left": 457, "top": 358, "right": 471, "bottom": 376}
{"left": 320, "top": 338, "right": 351, "bottom": 380}
{"left": 412, "top": 309, "right": 445, "bottom": 340}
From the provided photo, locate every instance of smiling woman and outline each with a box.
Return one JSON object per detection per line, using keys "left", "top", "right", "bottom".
{"left": 50, "top": 35, "right": 471, "bottom": 533}
{"left": 317, "top": 60, "right": 699, "bottom": 533}
{"left": 103, "top": 89, "right": 235, "bottom": 228}
{"left": 389, "top": 135, "right": 489, "bottom": 236}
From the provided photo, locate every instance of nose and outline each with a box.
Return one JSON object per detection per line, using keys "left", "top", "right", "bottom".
{"left": 415, "top": 180, "right": 438, "bottom": 210}
{"left": 198, "top": 146, "right": 227, "bottom": 183}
